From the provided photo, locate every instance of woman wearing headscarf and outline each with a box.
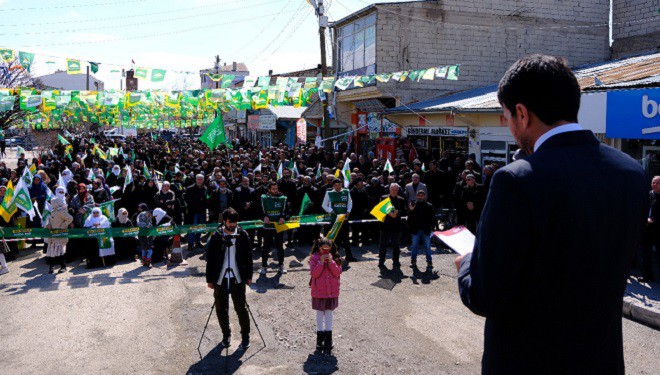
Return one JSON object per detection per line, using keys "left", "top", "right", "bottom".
{"left": 106, "top": 165, "right": 124, "bottom": 200}
{"left": 151, "top": 207, "right": 173, "bottom": 264}
{"left": 55, "top": 186, "right": 67, "bottom": 204}
{"left": 111, "top": 208, "right": 138, "bottom": 261}
{"left": 44, "top": 197, "right": 73, "bottom": 274}
{"left": 84, "top": 207, "right": 115, "bottom": 269}
{"left": 91, "top": 178, "right": 110, "bottom": 204}
{"left": 154, "top": 181, "right": 177, "bottom": 217}
{"left": 67, "top": 183, "right": 95, "bottom": 262}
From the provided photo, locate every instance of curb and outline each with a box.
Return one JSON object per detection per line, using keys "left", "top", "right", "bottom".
{"left": 622, "top": 279, "right": 660, "bottom": 330}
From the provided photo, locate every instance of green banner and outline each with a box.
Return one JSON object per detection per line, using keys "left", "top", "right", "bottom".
{"left": 0, "top": 214, "right": 332, "bottom": 239}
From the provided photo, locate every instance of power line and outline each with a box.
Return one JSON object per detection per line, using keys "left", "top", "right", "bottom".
{"left": 0, "top": 0, "right": 249, "bottom": 27}
{"left": 228, "top": 0, "right": 297, "bottom": 56}
{"left": 0, "top": 0, "right": 283, "bottom": 36}
{"left": 0, "top": 0, "right": 148, "bottom": 12}
{"left": 250, "top": 7, "right": 315, "bottom": 64}
{"left": 17, "top": 11, "right": 299, "bottom": 49}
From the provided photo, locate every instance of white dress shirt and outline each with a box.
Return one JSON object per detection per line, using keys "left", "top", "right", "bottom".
{"left": 533, "top": 123, "right": 583, "bottom": 152}
{"left": 217, "top": 229, "right": 241, "bottom": 284}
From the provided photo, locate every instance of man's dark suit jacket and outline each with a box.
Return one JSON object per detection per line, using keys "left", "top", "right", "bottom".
{"left": 206, "top": 227, "right": 254, "bottom": 285}
{"left": 458, "top": 130, "right": 648, "bottom": 375}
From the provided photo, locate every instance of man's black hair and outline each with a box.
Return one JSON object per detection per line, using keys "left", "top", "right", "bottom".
{"left": 221, "top": 208, "right": 239, "bottom": 223}
{"left": 268, "top": 181, "right": 278, "bottom": 189}
{"left": 497, "top": 54, "right": 580, "bottom": 126}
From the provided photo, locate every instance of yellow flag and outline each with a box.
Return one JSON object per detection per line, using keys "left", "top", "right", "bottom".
{"left": 334, "top": 169, "right": 340, "bottom": 178}
{"left": 325, "top": 214, "right": 346, "bottom": 241}
{"left": 370, "top": 197, "right": 394, "bottom": 222}
{"left": 0, "top": 180, "right": 17, "bottom": 222}
{"left": 274, "top": 219, "right": 300, "bottom": 233}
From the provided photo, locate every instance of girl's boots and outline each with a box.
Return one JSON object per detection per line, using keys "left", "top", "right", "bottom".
{"left": 316, "top": 331, "right": 325, "bottom": 351}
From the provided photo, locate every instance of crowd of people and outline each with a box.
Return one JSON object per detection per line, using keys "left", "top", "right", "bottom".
{"left": 0, "top": 130, "right": 496, "bottom": 276}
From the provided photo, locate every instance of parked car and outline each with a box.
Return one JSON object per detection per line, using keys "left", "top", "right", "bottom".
{"left": 7, "top": 136, "right": 35, "bottom": 150}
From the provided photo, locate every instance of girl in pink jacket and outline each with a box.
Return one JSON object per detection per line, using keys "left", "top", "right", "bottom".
{"left": 309, "top": 237, "right": 342, "bottom": 353}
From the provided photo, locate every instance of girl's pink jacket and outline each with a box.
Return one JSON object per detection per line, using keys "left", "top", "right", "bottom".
{"left": 309, "top": 253, "right": 342, "bottom": 299}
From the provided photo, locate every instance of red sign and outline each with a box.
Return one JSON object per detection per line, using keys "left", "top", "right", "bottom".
{"left": 446, "top": 114, "right": 455, "bottom": 126}
{"left": 419, "top": 116, "right": 426, "bottom": 126}
{"left": 247, "top": 115, "right": 259, "bottom": 130}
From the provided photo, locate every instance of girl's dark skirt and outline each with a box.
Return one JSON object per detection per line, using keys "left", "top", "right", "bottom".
{"left": 312, "top": 297, "right": 338, "bottom": 311}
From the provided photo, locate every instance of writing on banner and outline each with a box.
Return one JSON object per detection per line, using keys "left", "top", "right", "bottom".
{"left": 406, "top": 126, "right": 468, "bottom": 137}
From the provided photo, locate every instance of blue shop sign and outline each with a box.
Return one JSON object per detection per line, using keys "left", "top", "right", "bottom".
{"left": 606, "top": 88, "right": 660, "bottom": 139}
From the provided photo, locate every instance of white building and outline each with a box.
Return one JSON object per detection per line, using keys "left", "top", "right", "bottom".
{"left": 38, "top": 70, "right": 104, "bottom": 91}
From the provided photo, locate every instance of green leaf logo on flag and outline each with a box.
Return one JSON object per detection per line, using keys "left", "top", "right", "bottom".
{"left": 18, "top": 52, "right": 34, "bottom": 72}
{"left": 151, "top": 69, "right": 166, "bottom": 82}
{"left": 66, "top": 59, "right": 82, "bottom": 75}
{"left": 135, "top": 67, "right": 148, "bottom": 79}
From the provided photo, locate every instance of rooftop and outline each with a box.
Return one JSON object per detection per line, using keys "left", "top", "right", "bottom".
{"left": 386, "top": 52, "right": 660, "bottom": 115}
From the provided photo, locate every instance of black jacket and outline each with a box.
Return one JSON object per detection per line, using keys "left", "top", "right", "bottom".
{"left": 458, "top": 131, "right": 648, "bottom": 374}
{"left": 407, "top": 200, "right": 436, "bottom": 234}
{"left": 184, "top": 183, "right": 208, "bottom": 215}
{"left": 206, "top": 227, "right": 254, "bottom": 285}
{"left": 380, "top": 194, "right": 407, "bottom": 232}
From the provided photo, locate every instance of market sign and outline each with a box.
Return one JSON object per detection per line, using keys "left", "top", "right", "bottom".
{"left": 406, "top": 126, "right": 468, "bottom": 137}
{"left": 606, "top": 88, "right": 660, "bottom": 139}
{"left": 259, "top": 115, "right": 276, "bottom": 130}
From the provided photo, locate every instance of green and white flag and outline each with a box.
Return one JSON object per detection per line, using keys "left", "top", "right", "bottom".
{"left": 199, "top": 113, "right": 232, "bottom": 150}
{"left": 341, "top": 158, "right": 351, "bottom": 188}
{"left": 150, "top": 69, "right": 166, "bottom": 82}
{"left": 142, "top": 164, "right": 151, "bottom": 179}
{"left": 18, "top": 51, "right": 35, "bottom": 72}
{"left": 0, "top": 96, "right": 15, "bottom": 112}
{"left": 135, "top": 67, "right": 148, "bottom": 79}
{"left": 87, "top": 169, "right": 95, "bottom": 181}
{"left": 16, "top": 145, "right": 25, "bottom": 158}
{"left": 421, "top": 163, "right": 426, "bottom": 172}
{"left": 99, "top": 200, "right": 115, "bottom": 221}
{"left": 0, "top": 48, "right": 14, "bottom": 63}
{"left": 299, "top": 193, "right": 311, "bottom": 216}
{"left": 41, "top": 201, "right": 53, "bottom": 227}
{"left": 9, "top": 168, "right": 36, "bottom": 220}
{"left": 66, "top": 59, "right": 82, "bottom": 74}
{"left": 58, "top": 134, "right": 70, "bottom": 145}
{"left": 447, "top": 65, "right": 460, "bottom": 80}
{"left": 123, "top": 166, "right": 133, "bottom": 192}
{"left": 384, "top": 159, "right": 394, "bottom": 173}
{"left": 277, "top": 162, "right": 283, "bottom": 180}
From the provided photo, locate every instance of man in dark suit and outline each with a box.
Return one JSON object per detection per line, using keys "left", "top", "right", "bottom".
{"left": 455, "top": 55, "right": 648, "bottom": 374}
{"left": 206, "top": 208, "right": 254, "bottom": 350}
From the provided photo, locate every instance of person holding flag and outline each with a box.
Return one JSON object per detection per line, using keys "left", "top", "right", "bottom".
{"left": 375, "top": 183, "right": 407, "bottom": 269}
{"left": 258, "top": 181, "right": 290, "bottom": 275}
{"left": 322, "top": 178, "right": 356, "bottom": 262}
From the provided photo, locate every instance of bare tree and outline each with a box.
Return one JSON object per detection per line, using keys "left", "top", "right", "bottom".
{"left": 0, "top": 58, "right": 42, "bottom": 131}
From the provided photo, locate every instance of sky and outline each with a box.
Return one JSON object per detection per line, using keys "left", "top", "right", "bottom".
{"left": 1, "top": 0, "right": 414, "bottom": 90}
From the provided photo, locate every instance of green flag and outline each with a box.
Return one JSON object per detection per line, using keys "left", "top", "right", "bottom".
{"left": 151, "top": 69, "right": 166, "bottom": 82}
{"left": 221, "top": 75, "right": 235, "bottom": 88}
{"left": 199, "top": 113, "right": 232, "bottom": 150}
{"left": 299, "top": 193, "right": 311, "bottom": 216}
{"left": 143, "top": 164, "right": 151, "bottom": 179}
{"left": 8, "top": 169, "right": 36, "bottom": 220}
{"left": 89, "top": 62, "right": 99, "bottom": 74}
{"left": 206, "top": 73, "right": 222, "bottom": 82}
{"left": 99, "top": 200, "right": 115, "bottom": 221}
{"left": 66, "top": 59, "right": 82, "bottom": 74}
{"left": 58, "top": 134, "right": 70, "bottom": 145}
{"left": 18, "top": 51, "right": 34, "bottom": 72}
{"left": 135, "top": 67, "right": 148, "bottom": 79}
{"left": 447, "top": 65, "right": 460, "bottom": 80}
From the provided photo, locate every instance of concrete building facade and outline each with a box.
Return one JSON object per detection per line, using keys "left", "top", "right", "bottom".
{"left": 331, "top": 0, "right": 611, "bottom": 153}
{"left": 38, "top": 70, "right": 104, "bottom": 91}
{"left": 612, "top": 0, "right": 660, "bottom": 58}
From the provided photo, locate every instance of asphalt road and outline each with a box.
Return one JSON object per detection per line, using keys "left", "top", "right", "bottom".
{"left": 1, "top": 241, "right": 659, "bottom": 375}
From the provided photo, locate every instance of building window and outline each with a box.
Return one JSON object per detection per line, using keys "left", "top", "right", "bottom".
{"left": 338, "top": 13, "right": 376, "bottom": 74}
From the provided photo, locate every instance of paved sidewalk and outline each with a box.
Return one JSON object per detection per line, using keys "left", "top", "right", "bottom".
{"left": 624, "top": 277, "right": 660, "bottom": 329}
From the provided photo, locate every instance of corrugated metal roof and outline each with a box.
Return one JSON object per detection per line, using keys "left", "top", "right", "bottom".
{"left": 267, "top": 105, "right": 306, "bottom": 120}
{"left": 386, "top": 52, "right": 660, "bottom": 114}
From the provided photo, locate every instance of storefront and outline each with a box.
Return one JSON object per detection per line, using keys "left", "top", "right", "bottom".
{"left": 606, "top": 87, "right": 660, "bottom": 179}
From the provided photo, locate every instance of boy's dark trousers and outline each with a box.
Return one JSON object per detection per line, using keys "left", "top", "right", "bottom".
{"left": 261, "top": 229, "right": 284, "bottom": 266}
{"left": 214, "top": 279, "right": 250, "bottom": 336}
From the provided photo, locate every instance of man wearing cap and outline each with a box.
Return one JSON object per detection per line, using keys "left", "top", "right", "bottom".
{"left": 322, "top": 178, "right": 356, "bottom": 262}
{"left": 460, "top": 174, "right": 485, "bottom": 233}
{"left": 184, "top": 174, "right": 208, "bottom": 249}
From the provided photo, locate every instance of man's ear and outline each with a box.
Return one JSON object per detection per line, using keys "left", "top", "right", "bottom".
{"left": 515, "top": 103, "right": 531, "bottom": 130}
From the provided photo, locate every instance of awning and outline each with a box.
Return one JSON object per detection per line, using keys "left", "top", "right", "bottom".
{"left": 267, "top": 105, "right": 306, "bottom": 120}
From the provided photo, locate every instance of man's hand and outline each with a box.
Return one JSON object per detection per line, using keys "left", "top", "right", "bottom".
{"left": 454, "top": 255, "right": 465, "bottom": 272}
{"left": 246, "top": 280, "right": 252, "bottom": 286}
{"left": 388, "top": 210, "right": 397, "bottom": 218}
{"left": 648, "top": 218, "right": 654, "bottom": 225}
{"left": 467, "top": 202, "right": 474, "bottom": 211}
{"left": 264, "top": 216, "right": 270, "bottom": 224}
{"left": 207, "top": 283, "right": 214, "bottom": 289}
{"left": 278, "top": 218, "right": 285, "bottom": 224}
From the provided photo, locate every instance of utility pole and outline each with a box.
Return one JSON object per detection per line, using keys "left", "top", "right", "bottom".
{"left": 214, "top": 55, "right": 221, "bottom": 89}
{"left": 312, "top": 0, "right": 330, "bottom": 142}
{"left": 86, "top": 65, "right": 90, "bottom": 90}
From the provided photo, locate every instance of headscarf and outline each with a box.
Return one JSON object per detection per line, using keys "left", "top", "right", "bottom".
{"left": 77, "top": 183, "right": 88, "bottom": 200}
{"left": 112, "top": 165, "right": 121, "bottom": 176}
{"left": 37, "top": 170, "right": 50, "bottom": 184}
{"left": 153, "top": 208, "right": 167, "bottom": 225}
{"left": 117, "top": 208, "right": 129, "bottom": 224}
{"left": 51, "top": 197, "right": 67, "bottom": 211}
{"left": 84, "top": 207, "right": 109, "bottom": 228}
{"left": 55, "top": 186, "right": 66, "bottom": 201}
{"left": 61, "top": 168, "right": 72, "bottom": 185}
